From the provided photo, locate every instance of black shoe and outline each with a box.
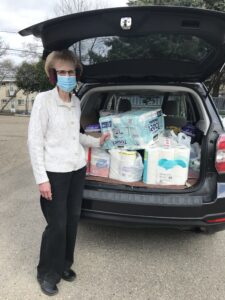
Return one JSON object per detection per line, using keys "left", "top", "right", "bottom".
{"left": 38, "top": 279, "right": 58, "bottom": 296}
{"left": 62, "top": 269, "right": 76, "bottom": 282}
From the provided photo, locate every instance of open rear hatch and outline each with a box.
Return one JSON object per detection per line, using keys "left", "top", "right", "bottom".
{"left": 19, "top": 6, "right": 225, "bottom": 83}
{"left": 19, "top": 6, "right": 222, "bottom": 191}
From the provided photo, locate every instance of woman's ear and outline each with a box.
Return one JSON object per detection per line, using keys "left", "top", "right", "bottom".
{"left": 49, "top": 68, "right": 57, "bottom": 85}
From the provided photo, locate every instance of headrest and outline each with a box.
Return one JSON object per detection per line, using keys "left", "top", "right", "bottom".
{"left": 162, "top": 100, "right": 178, "bottom": 116}
{"left": 117, "top": 98, "right": 132, "bottom": 112}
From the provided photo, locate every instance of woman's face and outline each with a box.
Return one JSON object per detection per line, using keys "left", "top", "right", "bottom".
{"left": 54, "top": 60, "right": 77, "bottom": 93}
{"left": 54, "top": 60, "right": 75, "bottom": 77}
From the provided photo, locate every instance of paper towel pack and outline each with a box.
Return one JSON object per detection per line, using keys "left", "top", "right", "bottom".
{"left": 143, "top": 141, "right": 190, "bottom": 185}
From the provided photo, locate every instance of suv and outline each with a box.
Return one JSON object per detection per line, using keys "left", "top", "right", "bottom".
{"left": 20, "top": 6, "right": 225, "bottom": 233}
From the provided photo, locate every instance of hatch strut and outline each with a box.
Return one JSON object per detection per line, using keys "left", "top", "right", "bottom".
{"left": 206, "top": 62, "right": 225, "bottom": 98}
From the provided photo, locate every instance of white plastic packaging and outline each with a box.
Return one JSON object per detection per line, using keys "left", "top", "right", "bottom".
{"left": 143, "top": 135, "right": 190, "bottom": 185}
{"left": 90, "top": 148, "right": 110, "bottom": 178}
{"left": 109, "top": 149, "right": 143, "bottom": 182}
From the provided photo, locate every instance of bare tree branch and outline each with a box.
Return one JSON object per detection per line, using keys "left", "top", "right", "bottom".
{"left": 0, "top": 37, "right": 8, "bottom": 57}
{"left": 19, "top": 41, "right": 42, "bottom": 62}
{"left": 54, "top": 0, "right": 109, "bottom": 16}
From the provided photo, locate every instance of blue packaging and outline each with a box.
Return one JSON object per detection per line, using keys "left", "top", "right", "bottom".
{"left": 99, "top": 109, "right": 164, "bottom": 150}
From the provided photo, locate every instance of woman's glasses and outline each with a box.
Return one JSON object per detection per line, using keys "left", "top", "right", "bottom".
{"left": 56, "top": 70, "right": 76, "bottom": 76}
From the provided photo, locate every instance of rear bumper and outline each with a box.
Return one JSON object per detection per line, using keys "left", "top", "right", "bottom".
{"left": 81, "top": 177, "right": 225, "bottom": 232}
{"left": 81, "top": 209, "right": 225, "bottom": 232}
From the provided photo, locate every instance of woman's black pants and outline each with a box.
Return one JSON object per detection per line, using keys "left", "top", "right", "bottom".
{"left": 37, "top": 166, "right": 86, "bottom": 284}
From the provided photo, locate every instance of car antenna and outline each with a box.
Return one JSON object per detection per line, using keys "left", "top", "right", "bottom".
{"left": 206, "top": 62, "right": 225, "bottom": 98}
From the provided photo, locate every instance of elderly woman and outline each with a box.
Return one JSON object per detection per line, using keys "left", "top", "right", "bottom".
{"left": 28, "top": 49, "right": 109, "bottom": 296}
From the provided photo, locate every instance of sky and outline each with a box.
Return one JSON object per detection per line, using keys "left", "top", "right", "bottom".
{"left": 0, "top": 0, "right": 127, "bottom": 64}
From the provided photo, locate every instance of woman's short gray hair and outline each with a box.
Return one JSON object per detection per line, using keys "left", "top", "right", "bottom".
{"left": 45, "top": 49, "right": 82, "bottom": 77}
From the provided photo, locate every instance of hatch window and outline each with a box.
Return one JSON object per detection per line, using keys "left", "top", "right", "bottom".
{"left": 70, "top": 34, "right": 213, "bottom": 66}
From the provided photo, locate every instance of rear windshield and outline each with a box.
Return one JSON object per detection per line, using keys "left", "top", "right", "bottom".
{"left": 70, "top": 34, "right": 213, "bottom": 65}
{"left": 81, "top": 91, "right": 199, "bottom": 132}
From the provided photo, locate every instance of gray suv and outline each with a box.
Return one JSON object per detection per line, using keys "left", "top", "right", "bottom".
{"left": 20, "top": 6, "right": 225, "bottom": 233}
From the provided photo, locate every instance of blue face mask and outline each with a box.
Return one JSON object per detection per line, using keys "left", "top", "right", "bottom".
{"left": 57, "top": 75, "right": 77, "bottom": 93}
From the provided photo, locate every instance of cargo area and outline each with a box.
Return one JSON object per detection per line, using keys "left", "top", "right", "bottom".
{"left": 80, "top": 85, "right": 209, "bottom": 190}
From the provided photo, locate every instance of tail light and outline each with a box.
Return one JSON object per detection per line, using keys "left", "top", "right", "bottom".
{"left": 216, "top": 134, "right": 225, "bottom": 174}
{"left": 206, "top": 217, "right": 225, "bottom": 224}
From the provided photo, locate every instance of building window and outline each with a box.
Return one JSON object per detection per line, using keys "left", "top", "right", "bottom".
{"left": 18, "top": 99, "right": 25, "bottom": 106}
{"left": 1, "top": 99, "right": 7, "bottom": 104}
{"left": 9, "top": 83, "right": 14, "bottom": 91}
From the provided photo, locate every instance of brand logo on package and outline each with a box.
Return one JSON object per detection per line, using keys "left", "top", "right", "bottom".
{"left": 120, "top": 17, "right": 132, "bottom": 30}
{"left": 101, "top": 121, "right": 112, "bottom": 129}
{"left": 148, "top": 119, "right": 160, "bottom": 133}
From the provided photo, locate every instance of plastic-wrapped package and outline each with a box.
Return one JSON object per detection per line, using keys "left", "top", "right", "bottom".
{"left": 181, "top": 123, "right": 202, "bottom": 143}
{"left": 90, "top": 148, "right": 110, "bottom": 178}
{"left": 188, "top": 142, "right": 201, "bottom": 178}
{"left": 143, "top": 135, "right": 190, "bottom": 185}
{"left": 109, "top": 149, "right": 144, "bottom": 182}
{"left": 99, "top": 109, "right": 164, "bottom": 150}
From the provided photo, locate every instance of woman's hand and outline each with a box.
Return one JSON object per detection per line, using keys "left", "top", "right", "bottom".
{"left": 39, "top": 182, "right": 52, "bottom": 201}
{"left": 100, "top": 132, "right": 110, "bottom": 145}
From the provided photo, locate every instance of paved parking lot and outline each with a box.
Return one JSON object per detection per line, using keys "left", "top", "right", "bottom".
{"left": 1, "top": 115, "right": 225, "bottom": 300}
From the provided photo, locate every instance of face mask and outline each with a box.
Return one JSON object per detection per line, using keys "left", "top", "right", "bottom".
{"left": 57, "top": 75, "right": 77, "bottom": 93}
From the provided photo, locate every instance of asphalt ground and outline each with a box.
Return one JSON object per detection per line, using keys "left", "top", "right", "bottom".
{"left": 1, "top": 115, "right": 225, "bottom": 300}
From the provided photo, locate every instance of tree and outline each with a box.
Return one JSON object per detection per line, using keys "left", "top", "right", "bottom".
{"left": 126, "top": 0, "right": 225, "bottom": 96}
{"left": 54, "top": 0, "right": 110, "bottom": 63}
{"left": 204, "top": 0, "right": 225, "bottom": 11}
{"left": 0, "top": 38, "right": 11, "bottom": 84}
{"left": 15, "top": 60, "right": 52, "bottom": 114}
{"left": 16, "top": 60, "right": 52, "bottom": 94}
{"left": 0, "top": 59, "right": 16, "bottom": 83}
{"left": 0, "top": 37, "right": 8, "bottom": 58}
{"left": 127, "top": 0, "right": 204, "bottom": 6}
{"left": 0, "top": 59, "right": 19, "bottom": 113}
{"left": 127, "top": 0, "right": 225, "bottom": 10}
{"left": 54, "top": 0, "right": 110, "bottom": 16}
{"left": 19, "top": 40, "right": 42, "bottom": 62}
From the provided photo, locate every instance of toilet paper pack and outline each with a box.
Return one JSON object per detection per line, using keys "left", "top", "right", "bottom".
{"left": 99, "top": 109, "right": 164, "bottom": 150}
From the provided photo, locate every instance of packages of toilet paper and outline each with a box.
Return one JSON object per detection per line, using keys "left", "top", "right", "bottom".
{"left": 109, "top": 149, "right": 144, "bottom": 182}
{"left": 143, "top": 136, "right": 190, "bottom": 185}
{"left": 99, "top": 109, "right": 164, "bottom": 150}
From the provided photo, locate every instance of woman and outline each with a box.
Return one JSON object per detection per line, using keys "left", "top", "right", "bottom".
{"left": 28, "top": 49, "right": 109, "bottom": 296}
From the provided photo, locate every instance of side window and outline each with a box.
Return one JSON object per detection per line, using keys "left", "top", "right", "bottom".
{"left": 166, "top": 94, "right": 187, "bottom": 118}
{"left": 162, "top": 93, "right": 197, "bottom": 127}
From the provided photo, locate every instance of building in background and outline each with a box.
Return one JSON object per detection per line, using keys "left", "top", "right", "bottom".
{"left": 0, "top": 75, "right": 37, "bottom": 114}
